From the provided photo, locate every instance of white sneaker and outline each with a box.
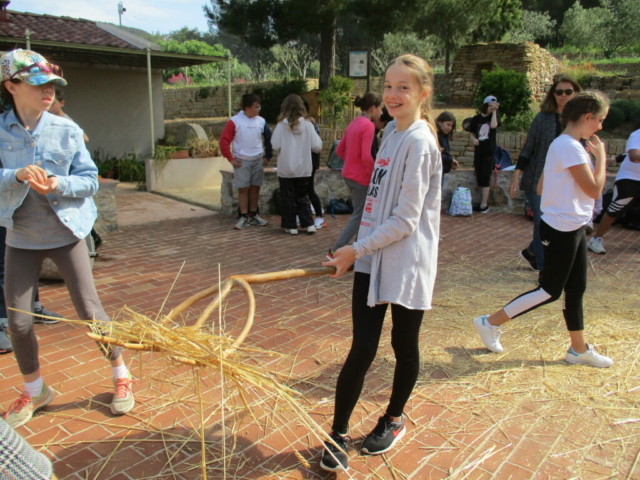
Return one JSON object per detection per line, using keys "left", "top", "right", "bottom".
{"left": 314, "top": 217, "right": 326, "bottom": 229}
{"left": 234, "top": 217, "right": 250, "bottom": 230}
{"left": 307, "top": 225, "right": 316, "bottom": 234}
{"left": 249, "top": 214, "right": 268, "bottom": 226}
{"left": 284, "top": 228, "right": 298, "bottom": 235}
{"left": 587, "top": 237, "right": 606, "bottom": 254}
{"left": 473, "top": 315, "right": 503, "bottom": 353}
{"left": 565, "top": 343, "right": 613, "bottom": 368}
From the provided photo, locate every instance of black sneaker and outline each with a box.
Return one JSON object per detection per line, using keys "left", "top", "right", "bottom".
{"left": 319, "top": 431, "right": 349, "bottom": 472}
{"left": 33, "top": 306, "right": 62, "bottom": 325}
{"left": 472, "top": 205, "right": 489, "bottom": 213}
{"left": 361, "top": 414, "right": 406, "bottom": 455}
{"left": 519, "top": 249, "right": 539, "bottom": 271}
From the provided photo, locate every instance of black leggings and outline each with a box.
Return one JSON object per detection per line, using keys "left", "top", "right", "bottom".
{"left": 503, "top": 220, "right": 587, "bottom": 331}
{"left": 332, "top": 272, "right": 424, "bottom": 434}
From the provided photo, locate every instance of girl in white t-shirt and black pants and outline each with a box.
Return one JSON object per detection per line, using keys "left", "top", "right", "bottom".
{"left": 472, "top": 92, "right": 613, "bottom": 368}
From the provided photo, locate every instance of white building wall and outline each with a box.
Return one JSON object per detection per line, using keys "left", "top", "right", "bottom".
{"left": 57, "top": 62, "right": 165, "bottom": 159}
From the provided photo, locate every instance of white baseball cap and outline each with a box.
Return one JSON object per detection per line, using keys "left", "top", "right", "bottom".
{"left": 483, "top": 95, "right": 497, "bottom": 104}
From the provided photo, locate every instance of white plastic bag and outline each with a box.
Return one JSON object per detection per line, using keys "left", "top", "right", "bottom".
{"left": 447, "top": 187, "right": 473, "bottom": 217}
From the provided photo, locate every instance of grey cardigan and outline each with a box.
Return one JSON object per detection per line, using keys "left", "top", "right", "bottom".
{"left": 352, "top": 119, "right": 442, "bottom": 310}
{"left": 517, "top": 112, "right": 558, "bottom": 193}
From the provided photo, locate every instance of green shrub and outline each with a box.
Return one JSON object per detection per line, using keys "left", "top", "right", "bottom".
{"left": 473, "top": 67, "right": 532, "bottom": 119}
{"left": 629, "top": 104, "right": 640, "bottom": 128}
{"left": 603, "top": 106, "right": 626, "bottom": 131}
{"left": 252, "top": 79, "right": 308, "bottom": 124}
{"left": 611, "top": 99, "right": 635, "bottom": 121}
{"left": 117, "top": 153, "right": 146, "bottom": 186}
{"left": 501, "top": 109, "right": 536, "bottom": 133}
{"left": 93, "top": 149, "right": 118, "bottom": 177}
{"left": 319, "top": 76, "right": 354, "bottom": 128}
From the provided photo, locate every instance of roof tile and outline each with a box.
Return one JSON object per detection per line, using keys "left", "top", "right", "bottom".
{"left": 0, "top": 11, "right": 139, "bottom": 49}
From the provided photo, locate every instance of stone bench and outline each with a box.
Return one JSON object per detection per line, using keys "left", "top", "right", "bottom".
{"left": 220, "top": 168, "right": 618, "bottom": 216}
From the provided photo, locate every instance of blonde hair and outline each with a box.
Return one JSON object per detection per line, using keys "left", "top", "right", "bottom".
{"left": 385, "top": 54, "right": 436, "bottom": 135}
{"left": 278, "top": 94, "right": 307, "bottom": 131}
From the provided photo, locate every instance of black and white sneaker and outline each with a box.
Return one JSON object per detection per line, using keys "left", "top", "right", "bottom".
{"left": 361, "top": 414, "right": 406, "bottom": 455}
{"left": 519, "top": 249, "right": 539, "bottom": 271}
{"left": 472, "top": 205, "right": 489, "bottom": 213}
{"left": 319, "top": 431, "right": 349, "bottom": 472}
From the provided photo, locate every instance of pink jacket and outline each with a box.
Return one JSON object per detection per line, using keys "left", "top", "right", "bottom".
{"left": 336, "top": 115, "right": 375, "bottom": 186}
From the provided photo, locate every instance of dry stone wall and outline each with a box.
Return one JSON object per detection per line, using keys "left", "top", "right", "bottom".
{"left": 163, "top": 80, "right": 318, "bottom": 119}
{"left": 580, "top": 75, "right": 640, "bottom": 101}
{"left": 450, "top": 42, "right": 557, "bottom": 105}
{"left": 166, "top": 117, "right": 626, "bottom": 175}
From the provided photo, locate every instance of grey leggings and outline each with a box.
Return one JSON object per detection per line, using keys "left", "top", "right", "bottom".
{"left": 332, "top": 178, "right": 369, "bottom": 251}
{"left": 5, "top": 239, "right": 121, "bottom": 376}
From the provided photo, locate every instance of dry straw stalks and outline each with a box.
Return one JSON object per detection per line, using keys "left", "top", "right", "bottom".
{"left": 81, "top": 267, "right": 353, "bottom": 479}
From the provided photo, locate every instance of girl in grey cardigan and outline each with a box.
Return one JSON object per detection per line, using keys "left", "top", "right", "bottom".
{"left": 320, "top": 54, "right": 441, "bottom": 473}
{"left": 510, "top": 76, "right": 581, "bottom": 272}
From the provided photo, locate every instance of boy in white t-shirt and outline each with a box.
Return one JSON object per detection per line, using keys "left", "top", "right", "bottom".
{"left": 587, "top": 128, "right": 640, "bottom": 253}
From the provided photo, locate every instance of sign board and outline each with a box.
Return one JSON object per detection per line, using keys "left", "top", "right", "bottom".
{"left": 349, "top": 50, "right": 368, "bottom": 78}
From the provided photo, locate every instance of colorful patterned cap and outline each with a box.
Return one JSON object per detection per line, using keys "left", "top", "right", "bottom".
{"left": 0, "top": 49, "right": 67, "bottom": 86}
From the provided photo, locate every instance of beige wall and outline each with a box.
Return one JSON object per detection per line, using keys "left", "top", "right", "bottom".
{"left": 58, "top": 62, "right": 165, "bottom": 159}
{"left": 144, "top": 156, "right": 232, "bottom": 191}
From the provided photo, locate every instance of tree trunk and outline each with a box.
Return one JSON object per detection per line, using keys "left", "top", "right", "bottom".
{"left": 445, "top": 46, "right": 451, "bottom": 75}
{"left": 319, "top": 12, "right": 337, "bottom": 89}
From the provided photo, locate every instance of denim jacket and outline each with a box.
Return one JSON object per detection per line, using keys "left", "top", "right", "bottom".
{"left": 0, "top": 110, "right": 98, "bottom": 241}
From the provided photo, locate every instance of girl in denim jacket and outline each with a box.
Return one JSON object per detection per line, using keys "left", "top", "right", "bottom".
{"left": 0, "top": 50, "right": 134, "bottom": 429}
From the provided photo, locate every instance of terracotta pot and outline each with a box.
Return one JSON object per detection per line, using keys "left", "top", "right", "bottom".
{"left": 171, "top": 149, "right": 189, "bottom": 159}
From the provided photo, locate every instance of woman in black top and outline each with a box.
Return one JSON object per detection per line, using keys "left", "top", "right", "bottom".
{"left": 509, "top": 76, "right": 581, "bottom": 272}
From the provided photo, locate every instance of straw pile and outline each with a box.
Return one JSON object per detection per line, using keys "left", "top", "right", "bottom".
{"left": 28, "top": 245, "right": 639, "bottom": 479}
{"left": 80, "top": 303, "right": 351, "bottom": 480}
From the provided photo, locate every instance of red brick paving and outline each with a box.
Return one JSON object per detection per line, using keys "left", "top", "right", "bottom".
{"left": 1, "top": 184, "right": 639, "bottom": 479}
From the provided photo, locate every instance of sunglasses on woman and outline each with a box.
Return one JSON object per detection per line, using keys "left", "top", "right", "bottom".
{"left": 554, "top": 88, "right": 574, "bottom": 96}
{"left": 10, "top": 61, "right": 63, "bottom": 80}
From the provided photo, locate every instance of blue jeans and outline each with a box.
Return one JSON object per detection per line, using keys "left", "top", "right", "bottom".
{"left": 525, "top": 191, "right": 544, "bottom": 270}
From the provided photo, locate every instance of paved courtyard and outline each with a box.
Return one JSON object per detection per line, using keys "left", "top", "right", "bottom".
{"left": 1, "top": 183, "right": 639, "bottom": 480}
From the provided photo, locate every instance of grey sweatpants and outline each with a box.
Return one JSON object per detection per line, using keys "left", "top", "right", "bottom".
{"left": 332, "top": 178, "right": 369, "bottom": 252}
{"left": 5, "top": 239, "right": 121, "bottom": 376}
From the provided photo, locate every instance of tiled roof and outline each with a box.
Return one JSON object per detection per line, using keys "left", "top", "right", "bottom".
{"left": 0, "top": 10, "right": 141, "bottom": 50}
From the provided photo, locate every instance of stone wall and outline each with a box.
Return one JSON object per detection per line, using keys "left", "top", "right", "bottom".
{"left": 449, "top": 42, "right": 557, "bottom": 105}
{"left": 220, "top": 168, "right": 351, "bottom": 216}
{"left": 351, "top": 74, "right": 450, "bottom": 98}
{"left": 580, "top": 75, "right": 640, "bottom": 101}
{"left": 94, "top": 179, "right": 119, "bottom": 235}
{"left": 449, "top": 131, "right": 625, "bottom": 174}
{"left": 167, "top": 118, "right": 626, "bottom": 175}
{"left": 220, "top": 168, "right": 618, "bottom": 216}
{"left": 164, "top": 80, "right": 319, "bottom": 119}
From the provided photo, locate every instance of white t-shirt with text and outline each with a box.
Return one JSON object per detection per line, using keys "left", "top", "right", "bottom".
{"left": 541, "top": 134, "right": 594, "bottom": 232}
